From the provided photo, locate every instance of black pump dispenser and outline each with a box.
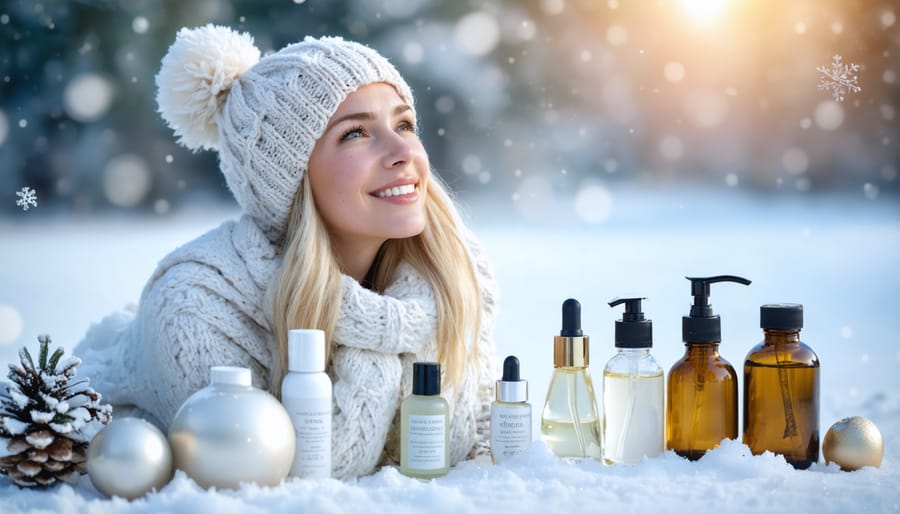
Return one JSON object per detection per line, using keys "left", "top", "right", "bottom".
{"left": 683, "top": 275, "right": 751, "bottom": 343}
{"left": 609, "top": 297, "right": 652, "bottom": 348}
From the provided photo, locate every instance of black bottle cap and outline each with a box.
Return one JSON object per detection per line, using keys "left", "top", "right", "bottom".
{"left": 560, "top": 298, "right": 583, "bottom": 337}
{"left": 761, "top": 303, "right": 803, "bottom": 330}
{"left": 682, "top": 275, "right": 751, "bottom": 343}
{"left": 412, "top": 362, "right": 441, "bottom": 396}
{"left": 502, "top": 356, "right": 521, "bottom": 381}
{"left": 608, "top": 297, "right": 652, "bottom": 348}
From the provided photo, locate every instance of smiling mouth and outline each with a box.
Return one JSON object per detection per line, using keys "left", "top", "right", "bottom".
{"left": 374, "top": 183, "right": 417, "bottom": 198}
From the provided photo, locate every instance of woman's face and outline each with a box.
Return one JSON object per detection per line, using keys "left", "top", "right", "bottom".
{"left": 308, "top": 83, "right": 429, "bottom": 252}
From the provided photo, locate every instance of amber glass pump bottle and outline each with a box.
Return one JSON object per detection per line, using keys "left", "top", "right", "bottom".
{"left": 743, "top": 304, "right": 819, "bottom": 469}
{"left": 666, "top": 275, "right": 751, "bottom": 460}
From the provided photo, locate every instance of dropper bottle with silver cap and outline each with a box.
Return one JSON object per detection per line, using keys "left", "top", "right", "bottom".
{"left": 540, "top": 299, "right": 602, "bottom": 459}
{"left": 490, "top": 356, "right": 532, "bottom": 463}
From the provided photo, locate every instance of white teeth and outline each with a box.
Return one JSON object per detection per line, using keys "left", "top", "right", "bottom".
{"left": 377, "top": 184, "right": 415, "bottom": 198}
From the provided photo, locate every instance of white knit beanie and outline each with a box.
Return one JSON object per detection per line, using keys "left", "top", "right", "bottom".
{"left": 156, "top": 25, "right": 415, "bottom": 240}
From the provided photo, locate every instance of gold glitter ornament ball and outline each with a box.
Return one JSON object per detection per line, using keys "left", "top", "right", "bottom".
{"left": 822, "top": 416, "right": 884, "bottom": 471}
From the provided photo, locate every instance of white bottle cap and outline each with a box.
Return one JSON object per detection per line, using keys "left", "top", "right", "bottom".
{"left": 210, "top": 366, "right": 252, "bottom": 386}
{"left": 288, "top": 329, "right": 326, "bottom": 372}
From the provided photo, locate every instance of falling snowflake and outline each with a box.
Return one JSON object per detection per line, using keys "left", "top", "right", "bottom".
{"left": 816, "top": 54, "right": 861, "bottom": 102}
{"left": 15, "top": 187, "right": 38, "bottom": 211}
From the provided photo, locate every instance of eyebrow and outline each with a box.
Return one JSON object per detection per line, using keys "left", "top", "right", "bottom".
{"left": 324, "top": 104, "right": 413, "bottom": 133}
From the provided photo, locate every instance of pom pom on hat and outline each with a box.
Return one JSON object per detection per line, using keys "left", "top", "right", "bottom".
{"left": 156, "top": 24, "right": 260, "bottom": 151}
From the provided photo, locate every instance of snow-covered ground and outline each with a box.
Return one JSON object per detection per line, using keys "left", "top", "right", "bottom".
{"left": 1, "top": 186, "right": 898, "bottom": 513}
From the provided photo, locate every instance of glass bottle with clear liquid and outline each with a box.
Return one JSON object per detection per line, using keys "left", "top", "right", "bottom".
{"left": 603, "top": 298, "right": 664, "bottom": 465}
{"left": 743, "top": 304, "right": 819, "bottom": 469}
{"left": 540, "top": 299, "right": 602, "bottom": 460}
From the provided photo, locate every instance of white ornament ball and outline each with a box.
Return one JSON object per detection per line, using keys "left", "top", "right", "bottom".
{"left": 822, "top": 416, "right": 884, "bottom": 471}
{"left": 87, "top": 417, "right": 173, "bottom": 499}
{"left": 168, "top": 366, "right": 296, "bottom": 489}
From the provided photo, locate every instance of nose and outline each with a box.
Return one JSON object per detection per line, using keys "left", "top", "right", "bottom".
{"left": 381, "top": 130, "right": 415, "bottom": 169}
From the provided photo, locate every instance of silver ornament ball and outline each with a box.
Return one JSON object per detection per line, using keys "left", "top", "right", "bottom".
{"left": 168, "top": 366, "right": 296, "bottom": 489}
{"left": 87, "top": 417, "right": 173, "bottom": 500}
{"left": 822, "top": 415, "right": 884, "bottom": 471}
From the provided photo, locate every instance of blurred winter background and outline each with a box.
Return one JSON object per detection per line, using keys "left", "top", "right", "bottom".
{"left": 1, "top": 0, "right": 899, "bottom": 436}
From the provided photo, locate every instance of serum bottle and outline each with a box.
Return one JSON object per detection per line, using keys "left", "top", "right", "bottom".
{"left": 400, "top": 362, "right": 449, "bottom": 478}
{"left": 281, "top": 329, "right": 333, "bottom": 479}
{"left": 540, "top": 299, "right": 602, "bottom": 460}
{"left": 666, "top": 275, "right": 750, "bottom": 460}
{"left": 603, "top": 297, "right": 664, "bottom": 465}
{"left": 490, "top": 355, "right": 532, "bottom": 463}
{"left": 743, "top": 304, "right": 820, "bottom": 469}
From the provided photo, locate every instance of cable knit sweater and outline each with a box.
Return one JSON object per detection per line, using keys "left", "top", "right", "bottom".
{"left": 75, "top": 214, "right": 499, "bottom": 480}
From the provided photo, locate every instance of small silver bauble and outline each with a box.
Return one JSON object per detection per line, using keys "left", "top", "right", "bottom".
{"left": 87, "top": 417, "right": 173, "bottom": 500}
{"left": 168, "top": 366, "right": 296, "bottom": 489}
{"left": 822, "top": 415, "right": 884, "bottom": 471}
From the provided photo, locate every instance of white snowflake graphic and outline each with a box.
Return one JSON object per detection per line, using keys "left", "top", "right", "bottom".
{"left": 15, "top": 187, "right": 38, "bottom": 211}
{"left": 816, "top": 54, "right": 861, "bottom": 102}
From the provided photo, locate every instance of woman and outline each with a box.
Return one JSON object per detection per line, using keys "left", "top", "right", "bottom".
{"left": 75, "top": 25, "right": 499, "bottom": 479}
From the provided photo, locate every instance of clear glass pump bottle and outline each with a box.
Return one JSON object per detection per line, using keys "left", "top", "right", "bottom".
{"left": 603, "top": 297, "right": 664, "bottom": 465}
{"left": 540, "top": 299, "right": 602, "bottom": 460}
{"left": 666, "top": 276, "right": 750, "bottom": 460}
{"left": 743, "top": 304, "right": 819, "bottom": 469}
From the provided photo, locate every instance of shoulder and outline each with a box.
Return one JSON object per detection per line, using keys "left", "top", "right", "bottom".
{"left": 139, "top": 217, "right": 266, "bottom": 318}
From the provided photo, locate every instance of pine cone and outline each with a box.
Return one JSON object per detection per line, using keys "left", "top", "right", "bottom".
{"left": 0, "top": 334, "right": 111, "bottom": 488}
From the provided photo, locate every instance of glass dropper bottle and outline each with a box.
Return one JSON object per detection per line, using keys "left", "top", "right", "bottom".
{"left": 540, "top": 298, "right": 602, "bottom": 460}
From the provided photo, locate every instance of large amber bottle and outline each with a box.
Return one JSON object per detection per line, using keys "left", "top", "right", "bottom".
{"left": 666, "top": 275, "right": 750, "bottom": 460}
{"left": 743, "top": 304, "right": 820, "bottom": 469}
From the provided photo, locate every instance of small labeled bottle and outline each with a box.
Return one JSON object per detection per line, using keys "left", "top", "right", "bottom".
{"left": 281, "top": 329, "right": 333, "bottom": 479}
{"left": 743, "top": 304, "right": 820, "bottom": 469}
{"left": 400, "top": 362, "right": 449, "bottom": 479}
{"left": 540, "top": 299, "right": 602, "bottom": 460}
{"left": 490, "top": 355, "right": 532, "bottom": 463}
{"left": 603, "top": 297, "right": 664, "bottom": 465}
{"left": 666, "top": 275, "right": 750, "bottom": 460}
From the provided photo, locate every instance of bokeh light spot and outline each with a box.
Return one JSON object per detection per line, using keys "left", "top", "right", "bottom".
{"left": 540, "top": 0, "right": 565, "bottom": 15}
{"left": 606, "top": 25, "right": 628, "bottom": 46}
{"left": 103, "top": 154, "right": 152, "bottom": 207}
{"left": 403, "top": 41, "right": 424, "bottom": 64}
{"left": 0, "top": 305, "right": 23, "bottom": 344}
{"left": 455, "top": 12, "right": 500, "bottom": 56}
{"left": 664, "top": 62, "right": 685, "bottom": 83}
{"left": 814, "top": 101, "right": 844, "bottom": 131}
{"left": 64, "top": 73, "right": 115, "bottom": 123}
{"left": 782, "top": 148, "right": 809, "bottom": 175}
{"left": 132, "top": 16, "right": 149, "bottom": 34}
{"left": 575, "top": 184, "right": 613, "bottom": 224}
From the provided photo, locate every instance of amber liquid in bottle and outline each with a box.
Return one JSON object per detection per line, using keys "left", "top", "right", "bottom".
{"left": 666, "top": 342, "right": 737, "bottom": 460}
{"left": 743, "top": 329, "right": 819, "bottom": 469}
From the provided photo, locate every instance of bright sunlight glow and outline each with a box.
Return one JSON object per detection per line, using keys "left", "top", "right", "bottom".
{"left": 679, "top": 0, "right": 729, "bottom": 24}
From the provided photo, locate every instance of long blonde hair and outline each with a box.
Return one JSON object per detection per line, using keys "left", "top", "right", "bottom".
{"left": 268, "top": 172, "right": 481, "bottom": 393}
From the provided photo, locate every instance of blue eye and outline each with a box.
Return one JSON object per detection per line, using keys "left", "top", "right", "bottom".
{"left": 397, "top": 120, "right": 416, "bottom": 133}
{"left": 340, "top": 126, "right": 366, "bottom": 141}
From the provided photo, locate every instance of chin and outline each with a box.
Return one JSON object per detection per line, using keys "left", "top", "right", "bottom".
{"left": 386, "top": 219, "right": 426, "bottom": 240}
